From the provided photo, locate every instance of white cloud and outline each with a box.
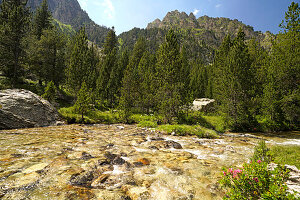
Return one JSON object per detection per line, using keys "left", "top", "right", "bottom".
{"left": 78, "top": 0, "right": 88, "bottom": 11}
{"left": 102, "top": 0, "right": 115, "bottom": 20}
{"left": 215, "top": 4, "right": 222, "bottom": 8}
{"left": 193, "top": 9, "right": 200, "bottom": 16}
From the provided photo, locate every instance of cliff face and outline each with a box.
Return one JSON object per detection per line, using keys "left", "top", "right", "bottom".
{"left": 26, "top": 0, "right": 110, "bottom": 46}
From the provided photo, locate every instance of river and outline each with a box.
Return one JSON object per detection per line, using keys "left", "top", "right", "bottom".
{"left": 0, "top": 124, "right": 299, "bottom": 199}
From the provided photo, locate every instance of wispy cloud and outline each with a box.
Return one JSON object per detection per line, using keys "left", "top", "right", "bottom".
{"left": 102, "top": 0, "right": 115, "bottom": 20}
{"left": 215, "top": 4, "right": 222, "bottom": 8}
{"left": 193, "top": 9, "right": 200, "bottom": 16}
{"left": 78, "top": 0, "right": 88, "bottom": 11}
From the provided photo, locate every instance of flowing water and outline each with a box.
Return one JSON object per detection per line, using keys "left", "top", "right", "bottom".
{"left": 0, "top": 124, "right": 299, "bottom": 199}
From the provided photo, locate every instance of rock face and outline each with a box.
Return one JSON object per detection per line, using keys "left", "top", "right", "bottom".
{"left": 0, "top": 89, "right": 61, "bottom": 129}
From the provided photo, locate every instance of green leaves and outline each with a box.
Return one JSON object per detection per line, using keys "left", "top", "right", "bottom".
{"left": 220, "top": 141, "right": 297, "bottom": 199}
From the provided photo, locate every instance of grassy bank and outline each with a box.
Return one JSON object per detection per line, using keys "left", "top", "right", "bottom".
{"left": 58, "top": 107, "right": 221, "bottom": 138}
{"left": 271, "top": 145, "right": 300, "bottom": 168}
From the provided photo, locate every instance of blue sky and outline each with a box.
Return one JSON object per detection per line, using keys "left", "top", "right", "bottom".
{"left": 77, "top": 0, "right": 296, "bottom": 35}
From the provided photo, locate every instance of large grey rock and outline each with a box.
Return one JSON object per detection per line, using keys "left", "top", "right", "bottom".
{"left": 192, "top": 98, "right": 215, "bottom": 111}
{"left": 0, "top": 89, "right": 61, "bottom": 129}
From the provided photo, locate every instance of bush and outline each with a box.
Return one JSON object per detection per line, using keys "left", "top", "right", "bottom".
{"left": 137, "top": 120, "right": 158, "bottom": 128}
{"left": 220, "top": 140, "right": 297, "bottom": 199}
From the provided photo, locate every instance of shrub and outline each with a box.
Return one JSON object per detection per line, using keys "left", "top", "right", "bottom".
{"left": 220, "top": 141, "right": 297, "bottom": 199}
{"left": 137, "top": 120, "right": 158, "bottom": 128}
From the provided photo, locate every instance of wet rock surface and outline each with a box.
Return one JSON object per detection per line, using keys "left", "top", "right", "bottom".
{"left": 0, "top": 124, "right": 299, "bottom": 199}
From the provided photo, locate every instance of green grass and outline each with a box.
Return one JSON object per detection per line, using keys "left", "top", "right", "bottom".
{"left": 157, "top": 124, "right": 219, "bottom": 139}
{"left": 202, "top": 115, "right": 226, "bottom": 132}
{"left": 58, "top": 106, "right": 122, "bottom": 124}
{"left": 130, "top": 114, "right": 160, "bottom": 123}
{"left": 271, "top": 145, "right": 300, "bottom": 169}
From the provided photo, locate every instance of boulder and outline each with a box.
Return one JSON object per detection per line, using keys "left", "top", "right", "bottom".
{"left": 0, "top": 89, "right": 61, "bottom": 129}
{"left": 192, "top": 98, "right": 215, "bottom": 112}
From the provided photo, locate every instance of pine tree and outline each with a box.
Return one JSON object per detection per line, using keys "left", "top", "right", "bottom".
{"left": 74, "top": 81, "right": 91, "bottom": 123}
{"left": 155, "top": 29, "right": 187, "bottom": 123}
{"left": 32, "top": 0, "right": 53, "bottom": 40}
{"left": 213, "top": 30, "right": 255, "bottom": 131}
{"left": 0, "top": 0, "right": 30, "bottom": 85}
{"left": 106, "top": 47, "right": 129, "bottom": 107}
{"left": 119, "top": 37, "right": 147, "bottom": 120}
{"left": 262, "top": 2, "right": 300, "bottom": 129}
{"left": 189, "top": 58, "right": 206, "bottom": 98}
{"left": 27, "top": 0, "right": 54, "bottom": 85}
{"left": 37, "top": 28, "right": 66, "bottom": 87}
{"left": 66, "top": 28, "right": 97, "bottom": 94}
{"left": 137, "top": 51, "right": 156, "bottom": 113}
{"left": 97, "top": 29, "right": 118, "bottom": 106}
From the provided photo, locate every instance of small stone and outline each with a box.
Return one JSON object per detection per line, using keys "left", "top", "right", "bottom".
{"left": 80, "top": 152, "right": 94, "bottom": 160}
{"left": 112, "top": 157, "right": 125, "bottom": 165}
{"left": 69, "top": 171, "right": 94, "bottom": 187}
{"left": 166, "top": 140, "right": 182, "bottom": 149}
{"left": 23, "top": 163, "right": 48, "bottom": 174}
{"left": 91, "top": 174, "right": 109, "bottom": 187}
{"left": 126, "top": 186, "right": 150, "bottom": 200}
{"left": 137, "top": 158, "right": 150, "bottom": 165}
{"left": 106, "top": 143, "right": 114, "bottom": 148}
{"left": 149, "top": 146, "right": 159, "bottom": 150}
{"left": 104, "top": 152, "right": 117, "bottom": 161}
{"left": 117, "top": 126, "right": 125, "bottom": 130}
{"left": 150, "top": 137, "right": 165, "bottom": 141}
{"left": 133, "top": 162, "right": 144, "bottom": 167}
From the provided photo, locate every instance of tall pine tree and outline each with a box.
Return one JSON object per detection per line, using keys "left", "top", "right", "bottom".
{"left": 0, "top": 0, "right": 30, "bottom": 85}
{"left": 97, "top": 28, "right": 118, "bottom": 106}
{"left": 213, "top": 30, "right": 255, "bottom": 131}
{"left": 155, "top": 29, "right": 188, "bottom": 123}
{"left": 66, "top": 28, "right": 98, "bottom": 94}
{"left": 32, "top": 0, "right": 52, "bottom": 40}
{"left": 119, "top": 37, "right": 147, "bottom": 120}
{"left": 262, "top": 2, "right": 300, "bottom": 129}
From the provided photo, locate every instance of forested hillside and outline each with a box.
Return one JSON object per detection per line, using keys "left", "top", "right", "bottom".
{"left": 0, "top": 0, "right": 299, "bottom": 132}
{"left": 120, "top": 10, "right": 270, "bottom": 64}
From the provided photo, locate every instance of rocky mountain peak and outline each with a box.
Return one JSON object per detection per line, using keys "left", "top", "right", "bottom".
{"left": 147, "top": 10, "right": 199, "bottom": 29}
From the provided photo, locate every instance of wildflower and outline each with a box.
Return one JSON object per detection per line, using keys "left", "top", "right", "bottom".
{"left": 228, "top": 168, "right": 233, "bottom": 173}
{"left": 257, "top": 160, "right": 262, "bottom": 164}
{"left": 235, "top": 169, "right": 242, "bottom": 174}
{"left": 253, "top": 177, "right": 259, "bottom": 182}
{"left": 223, "top": 171, "right": 226, "bottom": 176}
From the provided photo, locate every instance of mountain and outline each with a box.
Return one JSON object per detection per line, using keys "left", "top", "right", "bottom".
{"left": 146, "top": 10, "right": 266, "bottom": 45}
{"left": 26, "top": 0, "right": 111, "bottom": 46}
{"left": 120, "top": 10, "right": 268, "bottom": 63}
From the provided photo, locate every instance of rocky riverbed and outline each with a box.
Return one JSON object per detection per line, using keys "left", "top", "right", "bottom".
{"left": 0, "top": 124, "right": 299, "bottom": 199}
